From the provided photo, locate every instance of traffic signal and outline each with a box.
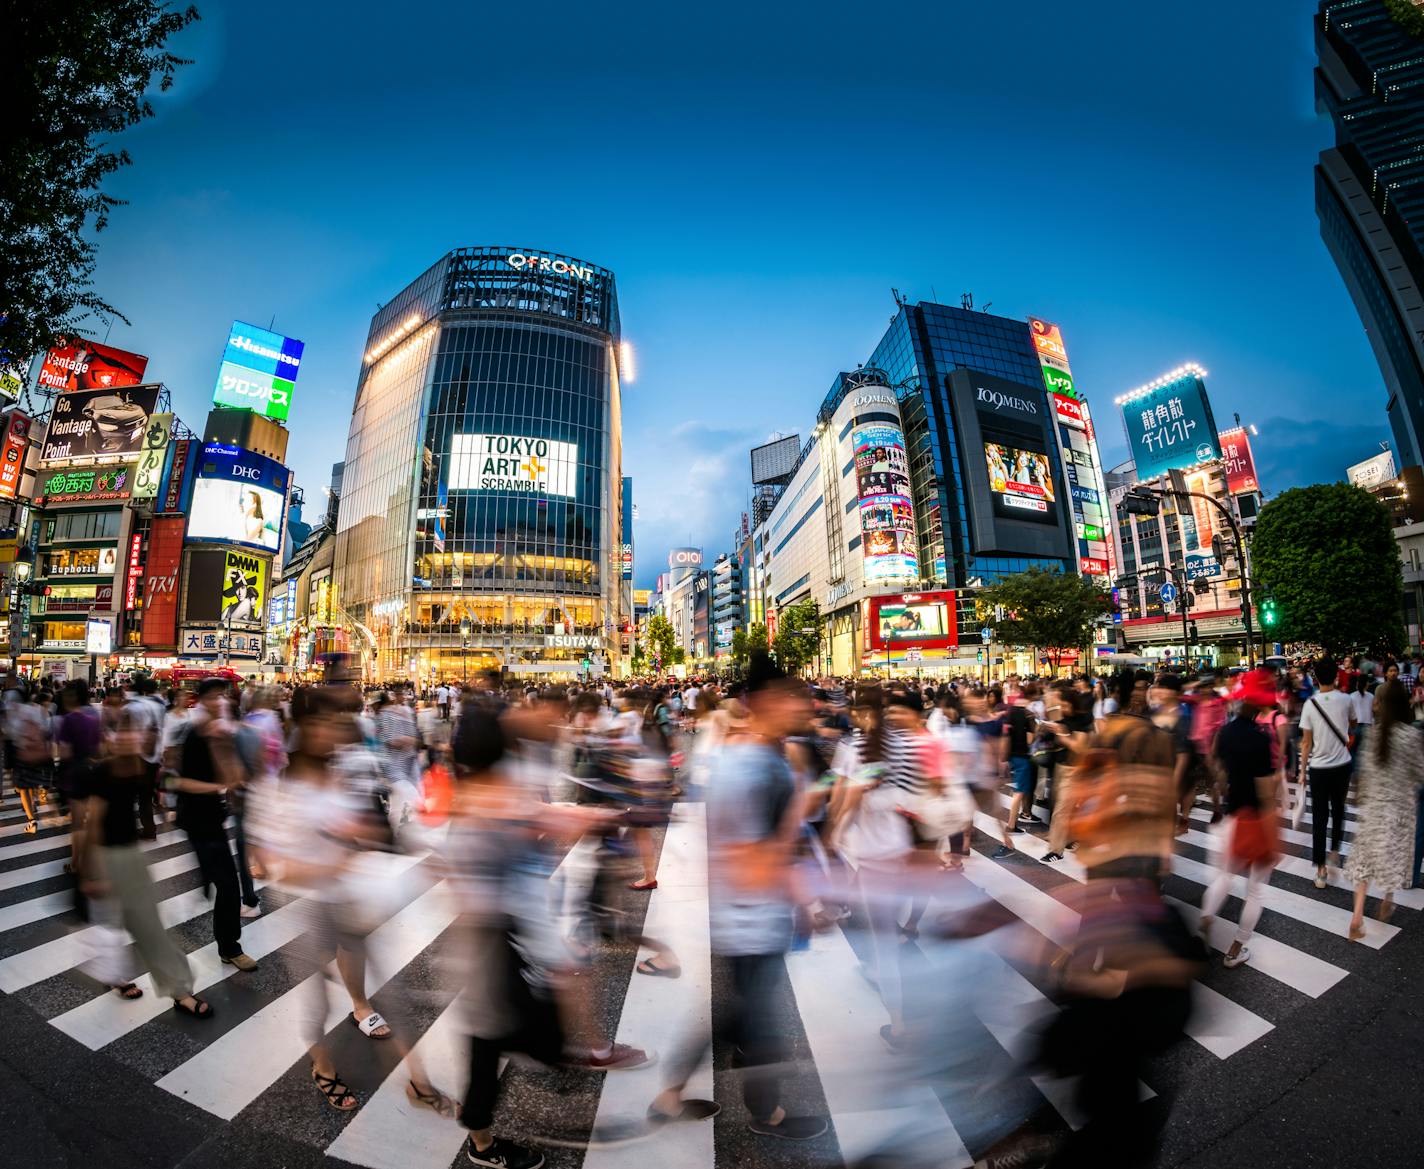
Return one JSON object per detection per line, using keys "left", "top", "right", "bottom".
{"left": 976, "top": 649, "right": 984, "bottom": 663}
{"left": 1122, "top": 491, "right": 1160, "bottom": 517}
{"left": 1260, "top": 596, "right": 1279, "bottom": 628}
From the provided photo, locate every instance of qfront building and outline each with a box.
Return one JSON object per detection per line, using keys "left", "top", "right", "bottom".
{"left": 333, "top": 247, "right": 626, "bottom": 683}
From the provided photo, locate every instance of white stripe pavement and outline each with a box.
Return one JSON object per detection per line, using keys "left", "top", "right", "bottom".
{"left": 0, "top": 846, "right": 206, "bottom": 933}
{"left": 976, "top": 811, "right": 1354, "bottom": 998}
{"left": 1170, "top": 853, "right": 1398, "bottom": 950}
{"left": 582, "top": 803, "right": 714, "bottom": 1169}
{"left": 1189, "top": 806, "right": 1352, "bottom": 855}
{"left": 1180, "top": 825, "right": 1424, "bottom": 910}
{"left": 786, "top": 903, "right": 973, "bottom": 1166}
{"left": 51, "top": 854, "right": 430, "bottom": 1050}
{"left": 156, "top": 881, "right": 458, "bottom": 1119}
{"left": 0, "top": 829, "right": 183, "bottom": 893}
{"left": 0, "top": 870, "right": 259, "bottom": 993}
{"left": 961, "top": 850, "right": 1274, "bottom": 1059}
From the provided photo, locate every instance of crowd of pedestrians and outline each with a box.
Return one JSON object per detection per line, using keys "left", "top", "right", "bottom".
{"left": 0, "top": 650, "right": 1419, "bottom": 1169}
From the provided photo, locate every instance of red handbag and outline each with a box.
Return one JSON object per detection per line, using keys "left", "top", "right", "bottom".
{"left": 1229, "top": 807, "right": 1279, "bottom": 867}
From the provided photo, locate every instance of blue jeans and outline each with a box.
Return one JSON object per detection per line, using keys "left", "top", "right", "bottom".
{"left": 1010, "top": 755, "right": 1035, "bottom": 796}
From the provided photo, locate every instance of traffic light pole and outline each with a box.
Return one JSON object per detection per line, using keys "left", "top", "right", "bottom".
{"left": 1132, "top": 484, "right": 1256, "bottom": 669}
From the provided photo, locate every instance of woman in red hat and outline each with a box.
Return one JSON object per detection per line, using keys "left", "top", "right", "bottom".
{"left": 1198, "top": 668, "right": 1281, "bottom": 969}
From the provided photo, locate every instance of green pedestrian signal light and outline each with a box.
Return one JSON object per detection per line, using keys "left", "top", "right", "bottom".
{"left": 1260, "top": 598, "right": 1279, "bottom": 628}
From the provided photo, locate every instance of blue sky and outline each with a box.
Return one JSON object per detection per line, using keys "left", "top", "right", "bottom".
{"left": 82, "top": 0, "right": 1387, "bottom": 587}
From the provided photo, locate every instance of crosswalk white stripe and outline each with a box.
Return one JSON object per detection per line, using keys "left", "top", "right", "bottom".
{"left": 0, "top": 846, "right": 206, "bottom": 933}
{"left": 323, "top": 997, "right": 471, "bottom": 1169}
{"left": 786, "top": 907, "right": 973, "bottom": 1165}
{"left": 1189, "top": 806, "right": 1352, "bottom": 855}
{"left": 959, "top": 850, "right": 1274, "bottom": 1059}
{"left": 582, "top": 803, "right": 713, "bottom": 1169}
{"left": 0, "top": 820, "right": 185, "bottom": 859}
{"left": 51, "top": 854, "right": 429, "bottom": 1050}
{"left": 1181, "top": 826, "right": 1424, "bottom": 910}
{"left": 0, "top": 814, "right": 77, "bottom": 839}
{"left": 156, "top": 881, "right": 458, "bottom": 1120}
{"left": 0, "top": 829, "right": 181, "bottom": 893}
{"left": 976, "top": 811, "right": 1353, "bottom": 998}
{"left": 0, "top": 867, "right": 260, "bottom": 993}
{"left": 1170, "top": 852, "right": 1398, "bottom": 949}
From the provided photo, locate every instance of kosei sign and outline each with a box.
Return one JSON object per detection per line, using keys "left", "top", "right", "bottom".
{"left": 448, "top": 433, "right": 578, "bottom": 497}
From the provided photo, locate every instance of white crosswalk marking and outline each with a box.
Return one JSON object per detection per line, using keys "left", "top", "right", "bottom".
{"left": 0, "top": 846, "right": 206, "bottom": 932}
{"left": 0, "top": 828, "right": 178, "bottom": 892}
{"left": 155, "top": 881, "right": 458, "bottom": 1120}
{"left": 583, "top": 803, "right": 713, "bottom": 1169}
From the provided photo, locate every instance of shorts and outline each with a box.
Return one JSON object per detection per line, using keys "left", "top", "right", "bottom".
{"left": 1010, "top": 755, "right": 1035, "bottom": 796}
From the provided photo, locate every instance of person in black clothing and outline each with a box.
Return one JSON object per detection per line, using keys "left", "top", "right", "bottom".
{"left": 175, "top": 678, "right": 257, "bottom": 972}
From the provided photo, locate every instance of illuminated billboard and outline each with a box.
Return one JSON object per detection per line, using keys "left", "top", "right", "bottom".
{"left": 212, "top": 322, "right": 304, "bottom": 421}
{"left": 187, "top": 443, "right": 290, "bottom": 552}
{"left": 448, "top": 433, "right": 578, "bottom": 497}
{"left": 220, "top": 549, "right": 270, "bottom": 629}
{"left": 0, "top": 411, "right": 31, "bottom": 500}
{"left": 853, "top": 422, "right": 918, "bottom": 582}
{"left": 131, "top": 414, "right": 172, "bottom": 502}
{"left": 39, "top": 339, "right": 148, "bottom": 393}
{"left": 1119, "top": 367, "right": 1220, "bottom": 482}
{"left": 866, "top": 591, "right": 958, "bottom": 660}
{"left": 40, "top": 384, "right": 159, "bottom": 464}
{"left": 985, "top": 442, "right": 1058, "bottom": 524}
{"left": 1218, "top": 427, "right": 1259, "bottom": 495}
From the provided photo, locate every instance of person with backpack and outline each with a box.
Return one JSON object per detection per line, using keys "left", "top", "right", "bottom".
{"left": 8, "top": 684, "right": 53, "bottom": 835}
{"left": 1298, "top": 658, "right": 1356, "bottom": 888}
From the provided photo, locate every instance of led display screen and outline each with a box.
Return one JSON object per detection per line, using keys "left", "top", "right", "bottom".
{"left": 212, "top": 322, "right": 304, "bottom": 421}
{"left": 853, "top": 422, "right": 918, "bottom": 582}
{"left": 39, "top": 339, "right": 148, "bottom": 392}
{"left": 866, "top": 590, "right": 958, "bottom": 653}
{"left": 985, "top": 442, "right": 1058, "bottom": 524}
{"left": 187, "top": 444, "right": 290, "bottom": 552}
{"left": 1122, "top": 373, "right": 1220, "bottom": 481}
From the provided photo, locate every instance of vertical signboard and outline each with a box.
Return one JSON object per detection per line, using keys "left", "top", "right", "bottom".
{"left": 0, "top": 411, "right": 31, "bottom": 500}
{"left": 854, "top": 420, "right": 918, "bottom": 582}
{"left": 140, "top": 517, "right": 185, "bottom": 648}
{"left": 1028, "top": 317, "right": 1112, "bottom": 578}
{"left": 621, "top": 474, "right": 634, "bottom": 580}
{"left": 1218, "top": 426, "right": 1259, "bottom": 495}
{"left": 131, "top": 413, "right": 172, "bottom": 502}
{"left": 160, "top": 438, "right": 193, "bottom": 513}
{"left": 124, "top": 531, "right": 144, "bottom": 611}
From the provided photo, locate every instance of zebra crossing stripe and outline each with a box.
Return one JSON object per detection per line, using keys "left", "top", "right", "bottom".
{"left": 959, "top": 850, "right": 1275, "bottom": 1059}
{"left": 975, "top": 810, "right": 1354, "bottom": 997}
{"left": 0, "top": 830, "right": 178, "bottom": 893}
{"left": 155, "top": 881, "right": 458, "bottom": 1120}
{"left": 582, "top": 802, "right": 714, "bottom": 1169}
{"left": 1189, "top": 806, "right": 1353, "bottom": 855}
{"left": 786, "top": 907, "right": 974, "bottom": 1166}
{"left": 323, "top": 997, "right": 471, "bottom": 1169}
{"left": 51, "top": 853, "right": 431, "bottom": 1050}
{"left": 0, "top": 846, "right": 207, "bottom": 933}
{"left": 1180, "top": 825, "right": 1424, "bottom": 910}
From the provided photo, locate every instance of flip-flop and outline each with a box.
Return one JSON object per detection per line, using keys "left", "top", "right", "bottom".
{"left": 405, "top": 1080, "right": 456, "bottom": 1117}
{"left": 647, "top": 1099, "right": 720, "bottom": 1127}
{"left": 636, "top": 958, "right": 682, "bottom": 979}
{"left": 628, "top": 879, "right": 658, "bottom": 891}
{"left": 113, "top": 983, "right": 144, "bottom": 999}
{"left": 349, "top": 1010, "right": 392, "bottom": 1039}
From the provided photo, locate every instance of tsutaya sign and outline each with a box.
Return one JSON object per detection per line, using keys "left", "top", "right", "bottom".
{"left": 544, "top": 633, "right": 601, "bottom": 649}
{"left": 506, "top": 253, "right": 595, "bottom": 283}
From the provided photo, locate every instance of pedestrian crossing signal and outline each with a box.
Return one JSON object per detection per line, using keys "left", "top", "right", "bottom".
{"left": 1261, "top": 597, "right": 1279, "bottom": 628}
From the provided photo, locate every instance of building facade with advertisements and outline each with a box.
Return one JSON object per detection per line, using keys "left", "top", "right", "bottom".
{"left": 332, "top": 247, "right": 626, "bottom": 682}
{"left": 1107, "top": 368, "right": 1265, "bottom": 667}
{"left": 755, "top": 300, "right": 1108, "bottom": 675}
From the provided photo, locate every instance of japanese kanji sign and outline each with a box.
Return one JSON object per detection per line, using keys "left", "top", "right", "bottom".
{"left": 1120, "top": 372, "right": 1220, "bottom": 481}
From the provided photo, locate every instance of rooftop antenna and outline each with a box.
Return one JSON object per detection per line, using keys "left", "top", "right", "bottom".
{"left": 960, "top": 292, "right": 974, "bottom": 311}
{"left": 980, "top": 302, "right": 992, "bottom": 312}
{"left": 1234, "top": 411, "right": 1242, "bottom": 427}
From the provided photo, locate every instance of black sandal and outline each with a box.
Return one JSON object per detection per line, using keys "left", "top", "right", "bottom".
{"left": 173, "top": 996, "right": 213, "bottom": 1018}
{"left": 113, "top": 982, "right": 144, "bottom": 999}
{"left": 636, "top": 957, "right": 682, "bottom": 979}
{"left": 312, "top": 1067, "right": 358, "bottom": 1111}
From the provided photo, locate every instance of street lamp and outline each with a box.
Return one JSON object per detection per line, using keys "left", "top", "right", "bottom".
{"left": 459, "top": 618, "right": 471, "bottom": 685}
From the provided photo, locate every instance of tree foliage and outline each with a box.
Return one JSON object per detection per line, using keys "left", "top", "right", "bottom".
{"left": 1384, "top": 0, "right": 1424, "bottom": 41}
{"left": 645, "top": 614, "right": 676, "bottom": 670}
{"left": 1, "top": 1, "right": 200, "bottom": 371}
{"left": 1252, "top": 483, "right": 1404, "bottom": 658}
{"left": 977, "top": 566, "right": 1110, "bottom": 668}
{"left": 729, "top": 628, "right": 749, "bottom": 667}
{"left": 772, "top": 598, "right": 822, "bottom": 675}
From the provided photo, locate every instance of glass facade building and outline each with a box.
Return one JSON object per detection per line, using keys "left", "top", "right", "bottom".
{"left": 1315, "top": 1, "right": 1424, "bottom": 467}
{"left": 333, "top": 247, "right": 625, "bottom": 682}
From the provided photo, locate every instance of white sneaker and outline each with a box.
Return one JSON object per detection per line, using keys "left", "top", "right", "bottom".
{"left": 1314, "top": 868, "right": 1328, "bottom": 889}
{"left": 240, "top": 903, "right": 262, "bottom": 919}
{"left": 1223, "top": 945, "right": 1250, "bottom": 969}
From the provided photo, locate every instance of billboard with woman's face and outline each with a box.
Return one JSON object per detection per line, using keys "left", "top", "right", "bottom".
{"left": 186, "top": 443, "right": 290, "bottom": 552}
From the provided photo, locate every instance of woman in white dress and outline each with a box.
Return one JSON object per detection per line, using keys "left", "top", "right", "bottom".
{"left": 1345, "top": 680, "right": 1424, "bottom": 940}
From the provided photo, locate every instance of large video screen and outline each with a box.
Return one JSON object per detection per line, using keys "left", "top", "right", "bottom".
{"left": 40, "top": 384, "right": 160, "bottom": 464}
{"left": 187, "top": 444, "right": 289, "bottom": 552}
{"left": 985, "top": 442, "right": 1058, "bottom": 525}
{"left": 867, "top": 590, "right": 958, "bottom": 653}
{"left": 853, "top": 422, "right": 918, "bottom": 582}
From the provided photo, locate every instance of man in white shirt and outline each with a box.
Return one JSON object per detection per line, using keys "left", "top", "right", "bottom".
{"left": 436, "top": 683, "right": 451, "bottom": 720}
{"left": 1298, "top": 657, "right": 1355, "bottom": 887}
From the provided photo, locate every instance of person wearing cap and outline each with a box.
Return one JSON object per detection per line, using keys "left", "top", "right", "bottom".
{"left": 1199, "top": 668, "right": 1280, "bottom": 969}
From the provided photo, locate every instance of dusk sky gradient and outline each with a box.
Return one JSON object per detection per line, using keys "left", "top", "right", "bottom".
{"left": 80, "top": 1, "right": 1389, "bottom": 587}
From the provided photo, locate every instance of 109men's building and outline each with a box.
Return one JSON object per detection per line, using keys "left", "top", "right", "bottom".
{"left": 333, "top": 247, "right": 627, "bottom": 682}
